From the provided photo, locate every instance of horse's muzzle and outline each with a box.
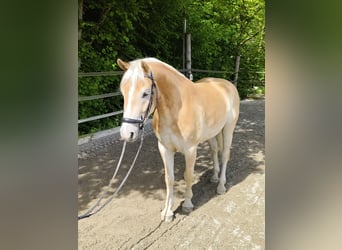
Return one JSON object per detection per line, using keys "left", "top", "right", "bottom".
{"left": 120, "top": 123, "right": 140, "bottom": 142}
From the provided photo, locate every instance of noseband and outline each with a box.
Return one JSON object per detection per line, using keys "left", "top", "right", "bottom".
{"left": 121, "top": 72, "right": 158, "bottom": 129}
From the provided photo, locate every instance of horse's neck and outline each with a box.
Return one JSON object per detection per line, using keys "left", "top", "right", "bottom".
{"left": 152, "top": 65, "right": 191, "bottom": 120}
{"left": 155, "top": 63, "right": 192, "bottom": 91}
{"left": 155, "top": 68, "right": 187, "bottom": 97}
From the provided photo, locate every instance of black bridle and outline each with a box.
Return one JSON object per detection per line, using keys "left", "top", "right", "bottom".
{"left": 121, "top": 72, "right": 158, "bottom": 129}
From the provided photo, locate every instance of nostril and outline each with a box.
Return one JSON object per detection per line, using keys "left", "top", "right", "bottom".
{"left": 130, "top": 132, "right": 134, "bottom": 139}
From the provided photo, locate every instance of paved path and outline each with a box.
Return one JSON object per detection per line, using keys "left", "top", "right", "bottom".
{"left": 78, "top": 99, "right": 265, "bottom": 249}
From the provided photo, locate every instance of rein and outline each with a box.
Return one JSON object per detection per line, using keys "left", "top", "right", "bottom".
{"left": 78, "top": 128, "right": 145, "bottom": 220}
{"left": 78, "top": 72, "right": 158, "bottom": 220}
{"left": 121, "top": 72, "right": 158, "bottom": 130}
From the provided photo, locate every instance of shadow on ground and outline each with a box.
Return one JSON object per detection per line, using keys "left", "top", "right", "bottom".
{"left": 78, "top": 100, "right": 265, "bottom": 215}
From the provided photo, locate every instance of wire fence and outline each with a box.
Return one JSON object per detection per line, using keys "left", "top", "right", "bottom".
{"left": 78, "top": 69, "right": 265, "bottom": 126}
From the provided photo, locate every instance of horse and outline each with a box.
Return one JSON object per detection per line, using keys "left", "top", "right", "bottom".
{"left": 118, "top": 57, "right": 240, "bottom": 222}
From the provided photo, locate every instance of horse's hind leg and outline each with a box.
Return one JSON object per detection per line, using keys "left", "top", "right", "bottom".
{"left": 182, "top": 145, "right": 197, "bottom": 213}
{"left": 217, "top": 122, "right": 236, "bottom": 194}
{"left": 208, "top": 135, "right": 221, "bottom": 183}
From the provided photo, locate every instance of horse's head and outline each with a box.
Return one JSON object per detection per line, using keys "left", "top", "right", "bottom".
{"left": 118, "top": 58, "right": 156, "bottom": 142}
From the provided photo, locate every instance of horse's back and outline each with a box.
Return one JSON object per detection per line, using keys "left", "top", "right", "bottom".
{"left": 195, "top": 77, "right": 238, "bottom": 94}
{"left": 194, "top": 77, "right": 239, "bottom": 110}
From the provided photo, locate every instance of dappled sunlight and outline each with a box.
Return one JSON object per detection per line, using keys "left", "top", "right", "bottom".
{"left": 78, "top": 100, "right": 265, "bottom": 215}
{"left": 248, "top": 150, "right": 265, "bottom": 165}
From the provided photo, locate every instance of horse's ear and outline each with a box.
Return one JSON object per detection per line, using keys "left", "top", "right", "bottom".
{"left": 141, "top": 61, "right": 151, "bottom": 75}
{"left": 117, "top": 58, "right": 129, "bottom": 71}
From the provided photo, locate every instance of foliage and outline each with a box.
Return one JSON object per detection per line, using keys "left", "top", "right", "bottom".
{"left": 78, "top": 0, "right": 265, "bottom": 135}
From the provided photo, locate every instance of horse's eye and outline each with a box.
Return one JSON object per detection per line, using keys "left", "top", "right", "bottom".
{"left": 142, "top": 92, "right": 150, "bottom": 98}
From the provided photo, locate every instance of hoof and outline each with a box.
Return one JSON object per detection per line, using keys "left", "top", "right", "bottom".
{"left": 161, "top": 210, "right": 174, "bottom": 222}
{"left": 162, "top": 214, "right": 174, "bottom": 222}
{"left": 210, "top": 175, "right": 219, "bottom": 183}
{"left": 182, "top": 205, "right": 194, "bottom": 213}
{"left": 182, "top": 200, "right": 194, "bottom": 213}
{"left": 216, "top": 185, "right": 227, "bottom": 195}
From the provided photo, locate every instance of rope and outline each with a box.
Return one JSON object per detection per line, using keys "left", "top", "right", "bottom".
{"left": 78, "top": 128, "right": 145, "bottom": 220}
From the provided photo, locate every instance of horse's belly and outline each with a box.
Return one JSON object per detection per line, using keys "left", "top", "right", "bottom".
{"left": 198, "top": 118, "right": 226, "bottom": 143}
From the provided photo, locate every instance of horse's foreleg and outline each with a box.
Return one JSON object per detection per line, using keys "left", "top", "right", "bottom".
{"left": 182, "top": 146, "right": 197, "bottom": 213}
{"left": 158, "top": 141, "right": 175, "bottom": 222}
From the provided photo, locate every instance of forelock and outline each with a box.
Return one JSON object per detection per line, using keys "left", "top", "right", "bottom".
{"left": 121, "top": 60, "right": 145, "bottom": 87}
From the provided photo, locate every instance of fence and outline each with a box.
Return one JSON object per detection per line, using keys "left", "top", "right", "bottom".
{"left": 78, "top": 71, "right": 123, "bottom": 124}
{"left": 78, "top": 69, "right": 264, "bottom": 129}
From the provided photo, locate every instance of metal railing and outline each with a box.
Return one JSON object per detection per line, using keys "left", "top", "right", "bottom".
{"left": 78, "top": 69, "right": 265, "bottom": 125}
{"left": 78, "top": 71, "right": 123, "bottom": 124}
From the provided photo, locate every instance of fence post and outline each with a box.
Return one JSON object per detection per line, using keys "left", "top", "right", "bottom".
{"left": 183, "top": 18, "right": 192, "bottom": 80}
{"left": 233, "top": 54, "right": 240, "bottom": 87}
{"left": 78, "top": 0, "right": 83, "bottom": 69}
{"left": 184, "top": 33, "right": 192, "bottom": 80}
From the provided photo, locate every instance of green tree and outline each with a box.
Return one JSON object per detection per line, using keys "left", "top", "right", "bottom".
{"left": 186, "top": 0, "right": 265, "bottom": 96}
{"left": 78, "top": 0, "right": 265, "bottom": 135}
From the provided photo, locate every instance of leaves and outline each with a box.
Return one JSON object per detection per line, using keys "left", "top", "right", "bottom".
{"left": 78, "top": 0, "right": 265, "bottom": 135}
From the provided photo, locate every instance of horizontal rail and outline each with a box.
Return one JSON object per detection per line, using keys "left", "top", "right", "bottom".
{"left": 191, "top": 69, "right": 265, "bottom": 74}
{"left": 78, "top": 70, "right": 265, "bottom": 78}
{"left": 78, "top": 71, "right": 123, "bottom": 77}
{"left": 78, "top": 92, "right": 121, "bottom": 101}
{"left": 191, "top": 69, "right": 235, "bottom": 74}
{"left": 78, "top": 110, "right": 123, "bottom": 124}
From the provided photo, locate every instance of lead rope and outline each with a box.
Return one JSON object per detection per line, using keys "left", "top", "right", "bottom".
{"left": 78, "top": 127, "right": 145, "bottom": 220}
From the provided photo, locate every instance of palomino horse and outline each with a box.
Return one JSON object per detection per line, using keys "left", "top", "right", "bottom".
{"left": 118, "top": 58, "right": 240, "bottom": 221}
